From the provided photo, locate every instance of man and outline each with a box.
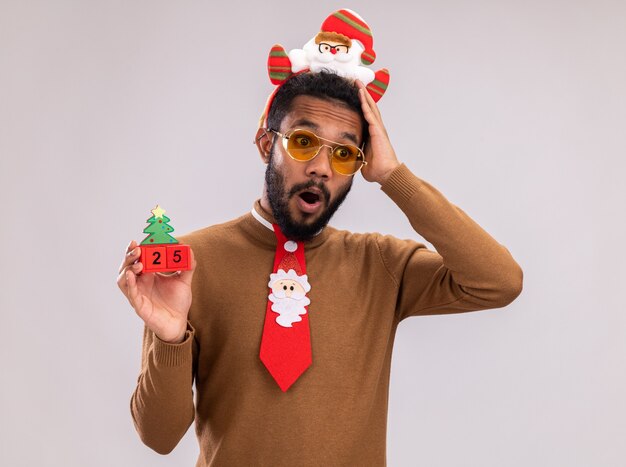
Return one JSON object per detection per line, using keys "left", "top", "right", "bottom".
{"left": 118, "top": 70, "right": 522, "bottom": 465}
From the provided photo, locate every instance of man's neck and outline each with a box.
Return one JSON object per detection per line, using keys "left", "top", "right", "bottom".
{"left": 259, "top": 190, "right": 273, "bottom": 220}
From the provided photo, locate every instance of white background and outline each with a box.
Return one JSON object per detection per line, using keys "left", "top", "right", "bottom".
{"left": 1, "top": 1, "right": 625, "bottom": 466}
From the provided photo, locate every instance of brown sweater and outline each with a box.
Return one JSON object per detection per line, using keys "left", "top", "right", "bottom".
{"left": 130, "top": 164, "right": 523, "bottom": 466}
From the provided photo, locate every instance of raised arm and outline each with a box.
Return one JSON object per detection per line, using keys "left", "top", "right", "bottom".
{"left": 378, "top": 165, "right": 523, "bottom": 320}
{"left": 355, "top": 80, "right": 522, "bottom": 320}
{"left": 117, "top": 240, "right": 197, "bottom": 453}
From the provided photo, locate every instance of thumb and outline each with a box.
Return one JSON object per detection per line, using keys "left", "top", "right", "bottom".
{"left": 179, "top": 247, "right": 196, "bottom": 286}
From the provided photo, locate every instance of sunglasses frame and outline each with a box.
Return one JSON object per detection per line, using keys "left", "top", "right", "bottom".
{"left": 269, "top": 128, "right": 367, "bottom": 176}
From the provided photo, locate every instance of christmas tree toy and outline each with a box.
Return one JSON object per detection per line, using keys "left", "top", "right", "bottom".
{"left": 139, "top": 205, "right": 191, "bottom": 273}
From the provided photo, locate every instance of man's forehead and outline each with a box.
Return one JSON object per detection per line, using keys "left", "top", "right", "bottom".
{"left": 282, "top": 95, "right": 363, "bottom": 143}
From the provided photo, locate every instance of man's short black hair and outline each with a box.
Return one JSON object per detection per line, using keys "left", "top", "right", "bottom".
{"left": 266, "top": 71, "right": 369, "bottom": 144}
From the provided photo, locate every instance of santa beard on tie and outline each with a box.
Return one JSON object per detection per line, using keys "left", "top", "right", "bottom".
{"left": 264, "top": 149, "right": 353, "bottom": 242}
{"left": 268, "top": 292, "right": 311, "bottom": 327}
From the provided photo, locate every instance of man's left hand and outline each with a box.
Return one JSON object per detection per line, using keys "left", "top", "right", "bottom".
{"left": 356, "top": 80, "right": 400, "bottom": 185}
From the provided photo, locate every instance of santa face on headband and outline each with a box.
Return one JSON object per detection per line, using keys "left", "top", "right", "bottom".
{"left": 288, "top": 31, "right": 375, "bottom": 85}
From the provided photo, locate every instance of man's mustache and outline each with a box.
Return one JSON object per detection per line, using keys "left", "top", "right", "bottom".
{"left": 287, "top": 180, "right": 331, "bottom": 207}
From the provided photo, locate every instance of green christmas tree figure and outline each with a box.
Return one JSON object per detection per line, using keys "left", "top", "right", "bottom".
{"left": 140, "top": 205, "right": 179, "bottom": 245}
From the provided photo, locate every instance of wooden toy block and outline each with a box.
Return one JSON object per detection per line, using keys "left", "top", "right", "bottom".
{"left": 140, "top": 245, "right": 168, "bottom": 273}
{"left": 166, "top": 244, "right": 191, "bottom": 270}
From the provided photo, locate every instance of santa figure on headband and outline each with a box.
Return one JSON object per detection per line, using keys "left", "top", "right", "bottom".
{"left": 267, "top": 8, "right": 390, "bottom": 102}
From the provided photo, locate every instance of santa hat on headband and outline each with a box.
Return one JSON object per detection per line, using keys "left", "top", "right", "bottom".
{"left": 320, "top": 9, "right": 376, "bottom": 66}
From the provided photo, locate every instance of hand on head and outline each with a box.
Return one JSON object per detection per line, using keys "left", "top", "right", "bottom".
{"left": 355, "top": 79, "right": 400, "bottom": 184}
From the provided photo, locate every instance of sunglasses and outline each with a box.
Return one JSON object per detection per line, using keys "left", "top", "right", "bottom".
{"left": 269, "top": 128, "right": 367, "bottom": 176}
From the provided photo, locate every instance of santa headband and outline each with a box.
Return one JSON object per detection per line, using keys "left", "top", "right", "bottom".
{"left": 260, "top": 8, "right": 390, "bottom": 128}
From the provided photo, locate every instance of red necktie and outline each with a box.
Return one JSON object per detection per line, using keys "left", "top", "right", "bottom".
{"left": 259, "top": 225, "right": 312, "bottom": 391}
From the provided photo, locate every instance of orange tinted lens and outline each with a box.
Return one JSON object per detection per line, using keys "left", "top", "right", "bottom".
{"left": 331, "top": 145, "right": 364, "bottom": 175}
{"left": 285, "top": 130, "right": 321, "bottom": 161}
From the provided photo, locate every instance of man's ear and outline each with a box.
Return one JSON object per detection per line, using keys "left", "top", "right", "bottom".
{"left": 254, "top": 128, "right": 272, "bottom": 164}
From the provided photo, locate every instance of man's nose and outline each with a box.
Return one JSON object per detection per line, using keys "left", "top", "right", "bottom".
{"left": 305, "top": 146, "right": 333, "bottom": 179}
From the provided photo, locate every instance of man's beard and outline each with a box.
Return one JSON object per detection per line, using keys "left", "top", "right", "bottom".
{"left": 264, "top": 150, "right": 352, "bottom": 241}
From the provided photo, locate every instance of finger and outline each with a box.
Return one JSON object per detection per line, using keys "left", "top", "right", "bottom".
{"left": 358, "top": 87, "right": 378, "bottom": 125}
{"left": 359, "top": 91, "right": 391, "bottom": 143}
{"left": 125, "top": 266, "right": 145, "bottom": 312}
{"left": 117, "top": 266, "right": 128, "bottom": 293}
{"left": 356, "top": 81, "right": 379, "bottom": 119}
{"left": 363, "top": 85, "right": 383, "bottom": 122}
{"left": 117, "top": 261, "right": 144, "bottom": 296}
{"left": 126, "top": 240, "right": 138, "bottom": 253}
{"left": 119, "top": 242, "right": 138, "bottom": 274}
{"left": 118, "top": 243, "right": 141, "bottom": 274}
{"left": 365, "top": 88, "right": 383, "bottom": 119}
{"left": 179, "top": 247, "right": 196, "bottom": 286}
{"left": 357, "top": 79, "right": 384, "bottom": 123}
{"left": 359, "top": 93, "right": 383, "bottom": 134}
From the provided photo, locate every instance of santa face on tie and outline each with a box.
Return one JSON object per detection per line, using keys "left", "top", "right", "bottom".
{"left": 268, "top": 269, "right": 311, "bottom": 328}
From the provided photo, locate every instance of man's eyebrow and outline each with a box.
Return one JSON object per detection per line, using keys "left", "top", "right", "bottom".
{"left": 338, "top": 132, "right": 359, "bottom": 145}
{"left": 290, "top": 119, "right": 360, "bottom": 145}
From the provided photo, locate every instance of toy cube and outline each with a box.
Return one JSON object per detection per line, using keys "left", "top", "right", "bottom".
{"left": 140, "top": 244, "right": 191, "bottom": 273}
{"left": 140, "top": 245, "right": 168, "bottom": 273}
{"left": 166, "top": 244, "right": 190, "bottom": 270}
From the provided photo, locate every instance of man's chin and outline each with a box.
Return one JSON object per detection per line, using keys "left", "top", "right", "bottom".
{"left": 291, "top": 213, "right": 324, "bottom": 232}
{"left": 280, "top": 206, "right": 326, "bottom": 241}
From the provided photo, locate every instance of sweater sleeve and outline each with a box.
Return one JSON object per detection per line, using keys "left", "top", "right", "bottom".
{"left": 378, "top": 164, "right": 523, "bottom": 321}
{"left": 130, "top": 322, "right": 197, "bottom": 454}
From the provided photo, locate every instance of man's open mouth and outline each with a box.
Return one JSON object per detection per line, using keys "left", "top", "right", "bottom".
{"left": 295, "top": 188, "right": 326, "bottom": 214}
{"left": 299, "top": 190, "right": 321, "bottom": 205}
